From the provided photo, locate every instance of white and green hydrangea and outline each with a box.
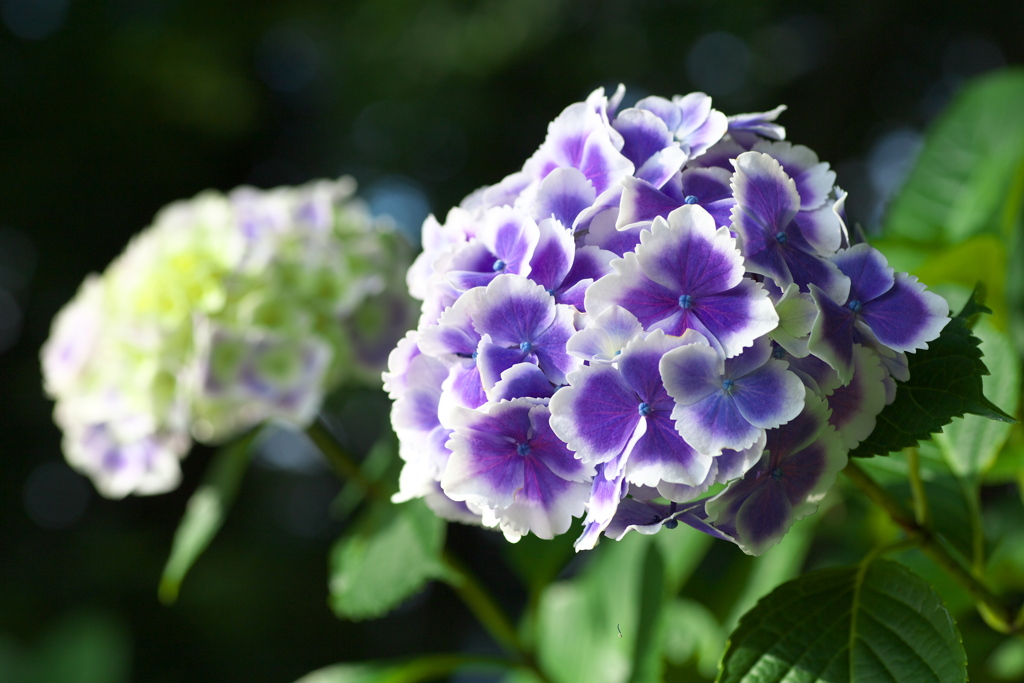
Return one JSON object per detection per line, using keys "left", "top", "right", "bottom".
{"left": 42, "top": 178, "right": 413, "bottom": 498}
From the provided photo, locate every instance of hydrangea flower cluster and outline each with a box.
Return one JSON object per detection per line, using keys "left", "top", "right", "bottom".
{"left": 385, "top": 87, "right": 949, "bottom": 554}
{"left": 43, "top": 178, "right": 413, "bottom": 498}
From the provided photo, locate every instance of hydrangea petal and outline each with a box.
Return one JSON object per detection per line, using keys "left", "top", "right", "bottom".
{"left": 565, "top": 305, "right": 643, "bottom": 363}
{"left": 826, "top": 345, "right": 887, "bottom": 449}
{"left": 532, "top": 168, "right": 597, "bottom": 230}
{"left": 487, "top": 362, "right": 556, "bottom": 403}
{"left": 859, "top": 273, "right": 949, "bottom": 352}
{"left": 752, "top": 140, "right": 836, "bottom": 211}
{"left": 548, "top": 363, "right": 641, "bottom": 465}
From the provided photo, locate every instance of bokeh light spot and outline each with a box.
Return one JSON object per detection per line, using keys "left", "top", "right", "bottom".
{"left": 23, "top": 461, "right": 90, "bottom": 530}
{"left": 686, "top": 32, "right": 751, "bottom": 97}
{"left": 2, "top": 0, "right": 68, "bottom": 40}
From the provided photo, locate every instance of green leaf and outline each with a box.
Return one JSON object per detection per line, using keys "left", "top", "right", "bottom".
{"left": 328, "top": 498, "right": 448, "bottom": 621}
{"left": 717, "top": 559, "right": 967, "bottom": 683}
{"left": 629, "top": 542, "right": 667, "bottom": 683}
{"left": 653, "top": 518, "right": 714, "bottom": 593}
{"left": 849, "top": 292, "right": 1016, "bottom": 459}
{"left": 159, "top": 429, "right": 259, "bottom": 604}
{"left": 935, "top": 318, "right": 1021, "bottom": 477}
{"left": 882, "top": 69, "right": 1024, "bottom": 245}
{"left": 534, "top": 533, "right": 650, "bottom": 683}
{"left": 987, "top": 638, "right": 1024, "bottom": 681}
{"left": 723, "top": 510, "right": 817, "bottom": 633}
{"left": 532, "top": 526, "right": 714, "bottom": 683}
{"left": 663, "top": 599, "right": 724, "bottom": 679}
{"left": 504, "top": 526, "right": 577, "bottom": 590}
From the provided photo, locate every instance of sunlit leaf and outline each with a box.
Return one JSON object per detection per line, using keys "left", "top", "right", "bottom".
{"left": 663, "top": 599, "right": 724, "bottom": 679}
{"left": 882, "top": 69, "right": 1024, "bottom": 245}
{"left": 850, "top": 292, "right": 1016, "bottom": 459}
{"left": 534, "top": 534, "right": 648, "bottom": 683}
{"left": 718, "top": 559, "right": 967, "bottom": 683}
{"left": 159, "top": 429, "right": 259, "bottom": 604}
{"left": 935, "top": 318, "right": 1020, "bottom": 477}
{"left": 328, "top": 499, "right": 448, "bottom": 621}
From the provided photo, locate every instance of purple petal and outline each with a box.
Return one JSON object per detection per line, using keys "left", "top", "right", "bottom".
{"left": 730, "top": 151, "right": 801, "bottom": 284}
{"left": 674, "top": 389, "right": 763, "bottom": 455}
{"left": 790, "top": 202, "right": 844, "bottom": 257}
{"left": 659, "top": 337, "right": 721, "bottom": 407}
{"left": 752, "top": 140, "right": 835, "bottom": 210}
{"left": 831, "top": 244, "right": 894, "bottom": 304}
{"left": 617, "top": 176, "right": 685, "bottom": 228}
{"left": 627, "top": 411, "right": 713, "bottom": 487}
{"left": 471, "top": 275, "right": 556, "bottom": 347}
{"left": 808, "top": 284, "right": 858, "bottom": 384}
{"left": 690, "top": 278, "right": 778, "bottom": 359}
{"left": 565, "top": 304, "right": 643, "bottom": 363}
{"left": 487, "top": 362, "right": 556, "bottom": 402}
{"left": 574, "top": 463, "right": 629, "bottom": 550}
{"left": 612, "top": 107, "right": 674, "bottom": 171}
{"left": 678, "top": 167, "right": 735, "bottom": 227}
{"left": 476, "top": 338, "right": 532, "bottom": 390}
{"left": 860, "top": 273, "right": 949, "bottom": 353}
{"left": 437, "top": 361, "right": 488, "bottom": 424}
{"left": 528, "top": 217, "right": 575, "bottom": 294}
{"left": 548, "top": 363, "right": 642, "bottom": 466}
{"left": 582, "top": 212, "right": 646, "bottom": 256}
{"left": 636, "top": 146, "right": 689, "bottom": 189}
{"left": 728, "top": 358, "right": 806, "bottom": 430}
{"left": 714, "top": 432, "right": 767, "bottom": 484}
{"left": 733, "top": 481, "right": 794, "bottom": 554}
{"left": 727, "top": 104, "right": 787, "bottom": 140}
{"left": 826, "top": 345, "right": 887, "bottom": 449}
{"left": 617, "top": 328, "right": 690, "bottom": 404}
{"left": 636, "top": 206, "right": 744, "bottom": 295}
{"left": 584, "top": 251, "right": 682, "bottom": 330}
{"left": 556, "top": 245, "right": 614, "bottom": 306}
{"left": 532, "top": 168, "right": 597, "bottom": 230}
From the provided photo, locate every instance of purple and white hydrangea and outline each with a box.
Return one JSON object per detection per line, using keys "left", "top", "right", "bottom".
{"left": 386, "top": 85, "right": 949, "bottom": 553}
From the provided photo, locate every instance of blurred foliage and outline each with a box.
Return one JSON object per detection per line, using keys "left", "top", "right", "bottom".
{"left": 2, "top": 1, "right": 1024, "bottom": 682}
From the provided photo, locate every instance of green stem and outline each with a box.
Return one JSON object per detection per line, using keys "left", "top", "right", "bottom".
{"left": 843, "top": 459, "right": 1017, "bottom": 634}
{"left": 388, "top": 653, "right": 519, "bottom": 683}
{"left": 904, "top": 447, "right": 930, "bottom": 527}
{"left": 441, "top": 551, "right": 522, "bottom": 653}
{"left": 305, "top": 418, "right": 388, "bottom": 502}
{"left": 306, "top": 418, "right": 554, "bottom": 682}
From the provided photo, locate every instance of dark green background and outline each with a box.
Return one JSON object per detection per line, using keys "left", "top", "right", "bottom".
{"left": 1, "top": 1, "right": 1022, "bottom": 681}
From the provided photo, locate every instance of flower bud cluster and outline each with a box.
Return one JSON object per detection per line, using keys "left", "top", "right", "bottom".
{"left": 386, "top": 86, "right": 950, "bottom": 553}
{"left": 43, "top": 178, "right": 413, "bottom": 498}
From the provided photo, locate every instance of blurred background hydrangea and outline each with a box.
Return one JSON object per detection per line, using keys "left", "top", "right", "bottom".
{"left": 1, "top": 1, "right": 1021, "bottom": 682}
{"left": 41, "top": 178, "right": 412, "bottom": 498}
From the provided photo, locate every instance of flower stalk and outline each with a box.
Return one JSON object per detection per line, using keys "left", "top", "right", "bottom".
{"left": 306, "top": 417, "right": 553, "bottom": 682}
{"left": 843, "top": 459, "right": 1017, "bottom": 633}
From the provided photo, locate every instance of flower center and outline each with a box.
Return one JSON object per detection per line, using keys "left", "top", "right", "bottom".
{"left": 722, "top": 378, "right": 734, "bottom": 392}
{"left": 678, "top": 294, "right": 694, "bottom": 309}
{"left": 774, "top": 231, "right": 788, "bottom": 245}
{"left": 772, "top": 344, "right": 787, "bottom": 360}
{"left": 684, "top": 195, "right": 699, "bottom": 205}
{"left": 519, "top": 341, "right": 533, "bottom": 353}
{"left": 771, "top": 466, "right": 784, "bottom": 480}
{"left": 516, "top": 442, "right": 531, "bottom": 457}
{"left": 492, "top": 259, "right": 506, "bottom": 272}
{"left": 847, "top": 299, "right": 863, "bottom": 313}
{"left": 638, "top": 402, "right": 652, "bottom": 417}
